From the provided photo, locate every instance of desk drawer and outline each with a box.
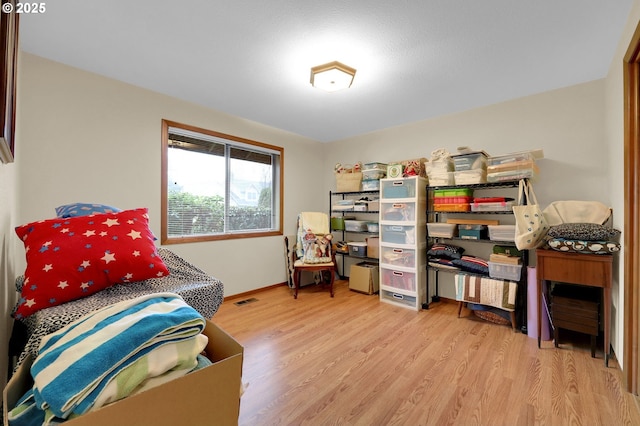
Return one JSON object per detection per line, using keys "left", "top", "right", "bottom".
{"left": 551, "top": 296, "right": 600, "bottom": 313}
{"left": 552, "top": 314, "right": 599, "bottom": 335}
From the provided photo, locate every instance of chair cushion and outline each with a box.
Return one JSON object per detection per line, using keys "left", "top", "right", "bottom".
{"left": 294, "top": 259, "right": 334, "bottom": 268}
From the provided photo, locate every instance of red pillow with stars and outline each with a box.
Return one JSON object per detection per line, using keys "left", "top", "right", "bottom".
{"left": 14, "top": 207, "right": 169, "bottom": 319}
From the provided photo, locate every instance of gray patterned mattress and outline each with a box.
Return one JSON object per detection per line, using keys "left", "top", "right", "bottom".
{"left": 13, "top": 247, "right": 224, "bottom": 370}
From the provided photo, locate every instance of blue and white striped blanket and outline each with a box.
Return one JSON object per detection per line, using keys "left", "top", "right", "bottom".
{"left": 8, "top": 293, "right": 207, "bottom": 425}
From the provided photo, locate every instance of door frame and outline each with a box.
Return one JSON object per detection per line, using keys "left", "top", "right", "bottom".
{"left": 623, "top": 20, "right": 640, "bottom": 395}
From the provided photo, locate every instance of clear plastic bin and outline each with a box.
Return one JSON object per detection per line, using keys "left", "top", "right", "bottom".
{"left": 451, "top": 151, "right": 488, "bottom": 171}
{"left": 427, "top": 171, "right": 455, "bottom": 186}
{"left": 488, "top": 225, "right": 516, "bottom": 241}
{"left": 362, "top": 180, "right": 381, "bottom": 191}
{"left": 488, "top": 152, "right": 534, "bottom": 166}
{"left": 488, "top": 261, "right": 522, "bottom": 281}
{"left": 344, "top": 220, "right": 368, "bottom": 232}
{"left": 363, "top": 162, "right": 388, "bottom": 171}
{"left": 470, "top": 200, "right": 515, "bottom": 212}
{"left": 454, "top": 169, "right": 487, "bottom": 185}
{"left": 427, "top": 223, "right": 457, "bottom": 238}
{"left": 362, "top": 169, "right": 386, "bottom": 180}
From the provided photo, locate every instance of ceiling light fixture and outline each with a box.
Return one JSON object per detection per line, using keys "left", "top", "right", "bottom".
{"left": 310, "top": 61, "right": 356, "bottom": 92}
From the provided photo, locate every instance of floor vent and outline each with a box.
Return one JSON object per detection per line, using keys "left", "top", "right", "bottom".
{"left": 234, "top": 297, "right": 258, "bottom": 306}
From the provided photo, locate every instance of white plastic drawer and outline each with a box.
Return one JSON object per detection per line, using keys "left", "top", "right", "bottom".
{"left": 380, "top": 201, "right": 416, "bottom": 221}
{"left": 380, "top": 246, "right": 416, "bottom": 268}
{"left": 381, "top": 179, "right": 416, "bottom": 199}
{"left": 381, "top": 225, "right": 416, "bottom": 245}
{"left": 381, "top": 266, "right": 416, "bottom": 292}
{"left": 380, "top": 289, "right": 417, "bottom": 308}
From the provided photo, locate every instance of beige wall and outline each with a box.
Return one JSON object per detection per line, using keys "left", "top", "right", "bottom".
{"left": 15, "top": 52, "right": 326, "bottom": 298}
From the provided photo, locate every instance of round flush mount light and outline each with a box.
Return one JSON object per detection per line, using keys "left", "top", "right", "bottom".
{"left": 310, "top": 61, "right": 356, "bottom": 92}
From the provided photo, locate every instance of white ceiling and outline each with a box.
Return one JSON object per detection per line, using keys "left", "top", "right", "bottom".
{"left": 18, "top": 0, "right": 634, "bottom": 142}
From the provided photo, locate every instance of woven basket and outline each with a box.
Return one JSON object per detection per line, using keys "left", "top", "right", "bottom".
{"left": 336, "top": 172, "right": 362, "bottom": 192}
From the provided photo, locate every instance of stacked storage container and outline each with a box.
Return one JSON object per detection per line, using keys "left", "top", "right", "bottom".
{"left": 450, "top": 151, "right": 488, "bottom": 184}
{"left": 486, "top": 151, "right": 539, "bottom": 182}
{"left": 361, "top": 162, "right": 388, "bottom": 191}
{"left": 425, "top": 156, "right": 454, "bottom": 186}
{"left": 379, "top": 176, "right": 427, "bottom": 311}
{"left": 432, "top": 188, "right": 473, "bottom": 212}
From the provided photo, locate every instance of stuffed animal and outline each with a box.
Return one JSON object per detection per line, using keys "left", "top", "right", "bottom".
{"left": 315, "top": 233, "right": 333, "bottom": 258}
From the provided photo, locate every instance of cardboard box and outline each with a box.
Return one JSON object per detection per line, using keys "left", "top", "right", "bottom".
{"left": 349, "top": 262, "right": 379, "bottom": 295}
{"left": 3, "top": 320, "right": 243, "bottom": 426}
{"left": 366, "top": 236, "right": 380, "bottom": 259}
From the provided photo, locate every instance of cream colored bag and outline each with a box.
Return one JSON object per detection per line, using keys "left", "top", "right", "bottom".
{"left": 512, "top": 180, "right": 549, "bottom": 250}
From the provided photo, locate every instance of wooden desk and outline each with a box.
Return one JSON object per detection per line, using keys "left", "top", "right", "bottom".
{"left": 535, "top": 248, "right": 613, "bottom": 366}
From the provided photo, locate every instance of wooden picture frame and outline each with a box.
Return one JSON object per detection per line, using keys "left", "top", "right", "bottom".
{"left": 0, "top": 0, "right": 18, "bottom": 164}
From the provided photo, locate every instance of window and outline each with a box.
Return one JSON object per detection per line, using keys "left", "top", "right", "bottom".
{"left": 161, "top": 120, "right": 283, "bottom": 244}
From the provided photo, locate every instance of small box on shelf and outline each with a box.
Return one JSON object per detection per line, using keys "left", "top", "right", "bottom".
{"left": 458, "top": 224, "right": 487, "bottom": 240}
{"left": 347, "top": 242, "right": 368, "bottom": 257}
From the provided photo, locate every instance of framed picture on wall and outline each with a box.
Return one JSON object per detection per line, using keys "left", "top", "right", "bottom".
{"left": 0, "top": 0, "right": 18, "bottom": 164}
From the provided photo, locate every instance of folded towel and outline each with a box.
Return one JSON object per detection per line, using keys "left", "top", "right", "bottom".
{"left": 9, "top": 292, "right": 206, "bottom": 425}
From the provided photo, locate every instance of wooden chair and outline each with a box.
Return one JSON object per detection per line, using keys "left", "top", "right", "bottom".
{"left": 290, "top": 213, "right": 337, "bottom": 299}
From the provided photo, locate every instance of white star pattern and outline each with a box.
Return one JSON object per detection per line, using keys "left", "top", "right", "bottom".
{"left": 83, "top": 230, "right": 96, "bottom": 237}
{"left": 127, "top": 230, "right": 141, "bottom": 240}
{"left": 43, "top": 264, "right": 53, "bottom": 272}
{"left": 58, "top": 281, "right": 69, "bottom": 289}
{"left": 127, "top": 220, "right": 135, "bottom": 224}
{"left": 132, "top": 250, "right": 141, "bottom": 257}
{"left": 101, "top": 252, "right": 116, "bottom": 263}
{"left": 81, "top": 260, "right": 91, "bottom": 268}
{"left": 43, "top": 241, "right": 53, "bottom": 246}
{"left": 25, "top": 299, "right": 36, "bottom": 307}
{"left": 124, "top": 273, "right": 133, "bottom": 280}
{"left": 80, "top": 282, "right": 90, "bottom": 290}
{"left": 60, "top": 228, "right": 70, "bottom": 233}
{"left": 103, "top": 218, "right": 120, "bottom": 227}
{"left": 100, "top": 231, "right": 108, "bottom": 237}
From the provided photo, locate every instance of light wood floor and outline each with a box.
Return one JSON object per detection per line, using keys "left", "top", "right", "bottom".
{"left": 214, "top": 280, "right": 640, "bottom": 426}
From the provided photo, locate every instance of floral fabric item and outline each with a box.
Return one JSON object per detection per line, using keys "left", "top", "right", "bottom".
{"left": 547, "top": 238, "right": 621, "bottom": 255}
{"left": 547, "top": 223, "right": 620, "bottom": 241}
